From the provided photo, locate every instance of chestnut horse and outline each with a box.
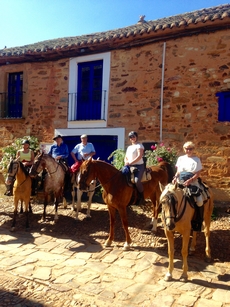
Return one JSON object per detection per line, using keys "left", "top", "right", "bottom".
{"left": 5, "top": 160, "right": 32, "bottom": 231}
{"left": 79, "top": 158, "right": 174, "bottom": 250}
{"left": 159, "top": 183, "right": 213, "bottom": 281}
{"left": 29, "top": 153, "right": 67, "bottom": 222}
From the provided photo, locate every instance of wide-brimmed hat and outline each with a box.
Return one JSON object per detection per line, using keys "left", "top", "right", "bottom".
{"left": 53, "top": 134, "right": 63, "bottom": 140}
{"left": 22, "top": 139, "right": 30, "bottom": 145}
{"left": 80, "top": 134, "right": 88, "bottom": 139}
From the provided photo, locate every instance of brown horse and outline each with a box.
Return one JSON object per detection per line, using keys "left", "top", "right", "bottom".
{"left": 5, "top": 160, "right": 32, "bottom": 231}
{"left": 79, "top": 158, "right": 174, "bottom": 250}
{"left": 29, "top": 153, "right": 67, "bottom": 222}
{"left": 159, "top": 182, "right": 213, "bottom": 281}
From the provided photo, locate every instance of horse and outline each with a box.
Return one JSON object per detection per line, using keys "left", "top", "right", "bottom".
{"left": 29, "top": 153, "right": 67, "bottom": 222}
{"left": 78, "top": 158, "right": 174, "bottom": 250}
{"left": 5, "top": 160, "right": 32, "bottom": 231}
{"left": 63, "top": 170, "right": 96, "bottom": 220}
{"left": 159, "top": 182, "right": 214, "bottom": 282}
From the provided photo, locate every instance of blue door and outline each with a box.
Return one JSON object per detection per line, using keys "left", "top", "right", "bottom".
{"left": 8, "top": 72, "right": 23, "bottom": 118}
{"left": 77, "top": 60, "right": 103, "bottom": 120}
{"left": 63, "top": 135, "right": 118, "bottom": 166}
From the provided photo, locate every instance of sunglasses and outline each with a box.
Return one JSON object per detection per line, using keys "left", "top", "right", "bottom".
{"left": 129, "top": 136, "right": 136, "bottom": 139}
{"left": 185, "top": 147, "right": 193, "bottom": 151}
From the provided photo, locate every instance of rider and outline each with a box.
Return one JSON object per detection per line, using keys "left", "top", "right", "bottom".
{"left": 172, "top": 141, "right": 204, "bottom": 230}
{"left": 48, "top": 135, "right": 69, "bottom": 164}
{"left": 124, "top": 131, "right": 145, "bottom": 206}
{"left": 5, "top": 139, "right": 35, "bottom": 196}
{"left": 70, "top": 134, "right": 96, "bottom": 172}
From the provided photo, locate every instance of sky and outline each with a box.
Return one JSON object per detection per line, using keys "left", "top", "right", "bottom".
{"left": 0, "top": 0, "right": 227, "bottom": 49}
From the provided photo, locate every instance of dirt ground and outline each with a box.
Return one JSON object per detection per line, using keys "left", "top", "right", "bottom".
{"left": 0, "top": 182, "right": 229, "bottom": 264}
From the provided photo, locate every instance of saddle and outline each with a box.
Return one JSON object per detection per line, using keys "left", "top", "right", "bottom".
{"left": 179, "top": 180, "right": 209, "bottom": 232}
{"left": 121, "top": 165, "right": 151, "bottom": 187}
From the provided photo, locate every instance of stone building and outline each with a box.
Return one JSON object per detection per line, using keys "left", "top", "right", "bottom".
{"left": 0, "top": 4, "right": 230, "bottom": 199}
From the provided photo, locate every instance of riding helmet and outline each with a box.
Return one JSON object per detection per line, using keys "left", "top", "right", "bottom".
{"left": 22, "top": 139, "right": 30, "bottom": 145}
{"left": 128, "top": 131, "right": 138, "bottom": 138}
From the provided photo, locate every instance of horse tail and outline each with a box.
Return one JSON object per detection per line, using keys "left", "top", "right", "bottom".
{"left": 158, "top": 161, "right": 175, "bottom": 183}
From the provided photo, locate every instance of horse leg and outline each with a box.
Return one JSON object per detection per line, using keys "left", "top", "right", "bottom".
{"left": 203, "top": 201, "right": 213, "bottom": 262}
{"left": 42, "top": 194, "right": 48, "bottom": 222}
{"left": 104, "top": 206, "right": 116, "bottom": 247}
{"left": 24, "top": 200, "right": 30, "bottom": 230}
{"left": 20, "top": 201, "right": 23, "bottom": 214}
{"left": 54, "top": 192, "right": 61, "bottom": 222}
{"left": 180, "top": 230, "right": 191, "bottom": 282}
{"left": 149, "top": 191, "right": 158, "bottom": 232}
{"left": 71, "top": 186, "right": 76, "bottom": 211}
{"left": 86, "top": 190, "right": 94, "bottom": 219}
{"left": 189, "top": 230, "right": 197, "bottom": 255}
{"left": 11, "top": 199, "right": 18, "bottom": 232}
{"left": 118, "top": 207, "right": 132, "bottom": 250}
{"left": 164, "top": 230, "right": 174, "bottom": 281}
{"left": 63, "top": 197, "right": 67, "bottom": 209}
{"left": 74, "top": 189, "right": 83, "bottom": 220}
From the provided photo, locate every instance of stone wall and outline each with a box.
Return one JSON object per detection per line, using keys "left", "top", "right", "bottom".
{"left": 0, "top": 28, "right": 230, "bottom": 196}
{"left": 0, "top": 59, "right": 69, "bottom": 144}
{"left": 108, "top": 28, "right": 230, "bottom": 190}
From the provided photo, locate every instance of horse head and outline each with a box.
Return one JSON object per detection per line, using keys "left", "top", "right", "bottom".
{"left": 5, "top": 160, "right": 20, "bottom": 185}
{"left": 78, "top": 158, "right": 95, "bottom": 190}
{"left": 160, "top": 183, "right": 184, "bottom": 231}
{"left": 29, "top": 152, "right": 45, "bottom": 177}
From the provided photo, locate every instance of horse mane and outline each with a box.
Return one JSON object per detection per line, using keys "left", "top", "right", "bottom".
{"left": 158, "top": 161, "right": 175, "bottom": 183}
{"left": 18, "top": 161, "right": 30, "bottom": 176}
{"left": 90, "top": 159, "right": 120, "bottom": 173}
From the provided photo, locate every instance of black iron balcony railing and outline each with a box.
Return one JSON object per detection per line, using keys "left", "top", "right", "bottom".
{"left": 68, "top": 90, "right": 107, "bottom": 121}
{"left": 0, "top": 92, "right": 23, "bottom": 118}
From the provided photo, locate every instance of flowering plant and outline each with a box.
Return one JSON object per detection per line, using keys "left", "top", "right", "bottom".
{"left": 144, "top": 143, "right": 178, "bottom": 167}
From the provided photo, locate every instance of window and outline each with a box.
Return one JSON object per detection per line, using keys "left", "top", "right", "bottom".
{"left": 68, "top": 52, "right": 111, "bottom": 127}
{"left": 77, "top": 60, "right": 103, "bottom": 120}
{"left": 0, "top": 72, "right": 23, "bottom": 118}
{"left": 216, "top": 92, "right": 230, "bottom": 121}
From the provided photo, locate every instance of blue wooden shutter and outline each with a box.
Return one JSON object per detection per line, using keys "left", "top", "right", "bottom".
{"left": 77, "top": 60, "right": 103, "bottom": 120}
{"left": 216, "top": 92, "right": 230, "bottom": 121}
{"left": 8, "top": 72, "right": 23, "bottom": 118}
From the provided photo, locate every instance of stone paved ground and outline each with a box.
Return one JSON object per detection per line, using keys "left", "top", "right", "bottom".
{"left": 0, "top": 194, "right": 229, "bottom": 307}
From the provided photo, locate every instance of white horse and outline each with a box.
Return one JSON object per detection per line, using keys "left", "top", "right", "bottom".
{"left": 64, "top": 170, "right": 96, "bottom": 220}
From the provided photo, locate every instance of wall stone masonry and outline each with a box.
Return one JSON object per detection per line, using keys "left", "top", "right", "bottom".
{"left": 0, "top": 26, "right": 230, "bottom": 198}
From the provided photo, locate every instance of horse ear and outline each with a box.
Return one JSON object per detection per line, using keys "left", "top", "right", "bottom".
{"left": 159, "top": 182, "right": 165, "bottom": 192}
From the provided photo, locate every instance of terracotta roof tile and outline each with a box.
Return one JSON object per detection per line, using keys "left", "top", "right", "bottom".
{"left": 0, "top": 4, "right": 230, "bottom": 64}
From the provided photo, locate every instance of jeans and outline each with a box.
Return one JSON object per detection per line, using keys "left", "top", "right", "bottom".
{"left": 133, "top": 163, "right": 145, "bottom": 193}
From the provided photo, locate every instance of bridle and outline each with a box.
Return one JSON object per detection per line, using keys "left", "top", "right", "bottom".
{"left": 161, "top": 191, "right": 186, "bottom": 224}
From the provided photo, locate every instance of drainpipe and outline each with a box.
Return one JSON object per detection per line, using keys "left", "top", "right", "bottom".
{"left": 160, "top": 42, "right": 166, "bottom": 143}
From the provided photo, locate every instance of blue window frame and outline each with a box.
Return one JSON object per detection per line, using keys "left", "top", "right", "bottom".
{"left": 216, "top": 92, "right": 230, "bottom": 121}
{"left": 8, "top": 72, "right": 23, "bottom": 118}
{"left": 77, "top": 60, "right": 103, "bottom": 120}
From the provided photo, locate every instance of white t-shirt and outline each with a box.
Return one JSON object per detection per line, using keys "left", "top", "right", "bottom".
{"left": 125, "top": 143, "right": 144, "bottom": 165}
{"left": 176, "top": 155, "right": 202, "bottom": 174}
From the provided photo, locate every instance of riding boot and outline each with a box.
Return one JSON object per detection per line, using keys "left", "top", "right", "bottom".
{"left": 31, "top": 178, "right": 36, "bottom": 196}
{"left": 198, "top": 205, "right": 204, "bottom": 231}
{"left": 136, "top": 192, "right": 145, "bottom": 206}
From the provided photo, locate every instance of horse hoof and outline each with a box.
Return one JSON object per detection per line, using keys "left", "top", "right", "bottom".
{"left": 205, "top": 256, "right": 212, "bottom": 263}
{"left": 179, "top": 275, "right": 188, "bottom": 282}
{"left": 86, "top": 216, "right": 91, "bottom": 220}
{"left": 104, "top": 240, "right": 112, "bottom": 247}
{"left": 10, "top": 227, "right": 15, "bottom": 232}
{"left": 122, "top": 245, "right": 130, "bottom": 251}
{"left": 164, "top": 273, "right": 173, "bottom": 281}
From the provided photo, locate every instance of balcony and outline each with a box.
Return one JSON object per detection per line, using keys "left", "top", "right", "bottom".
{"left": 68, "top": 90, "right": 107, "bottom": 121}
{"left": 0, "top": 92, "right": 23, "bottom": 119}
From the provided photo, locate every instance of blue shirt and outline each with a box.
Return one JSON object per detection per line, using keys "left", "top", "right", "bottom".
{"left": 71, "top": 142, "right": 95, "bottom": 160}
{"left": 48, "top": 142, "right": 69, "bottom": 159}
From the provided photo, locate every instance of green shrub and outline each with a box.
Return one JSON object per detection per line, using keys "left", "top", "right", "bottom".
{"left": 145, "top": 143, "right": 178, "bottom": 167}
{"left": 108, "top": 143, "right": 178, "bottom": 169}
{"left": 0, "top": 136, "right": 40, "bottom": 175}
